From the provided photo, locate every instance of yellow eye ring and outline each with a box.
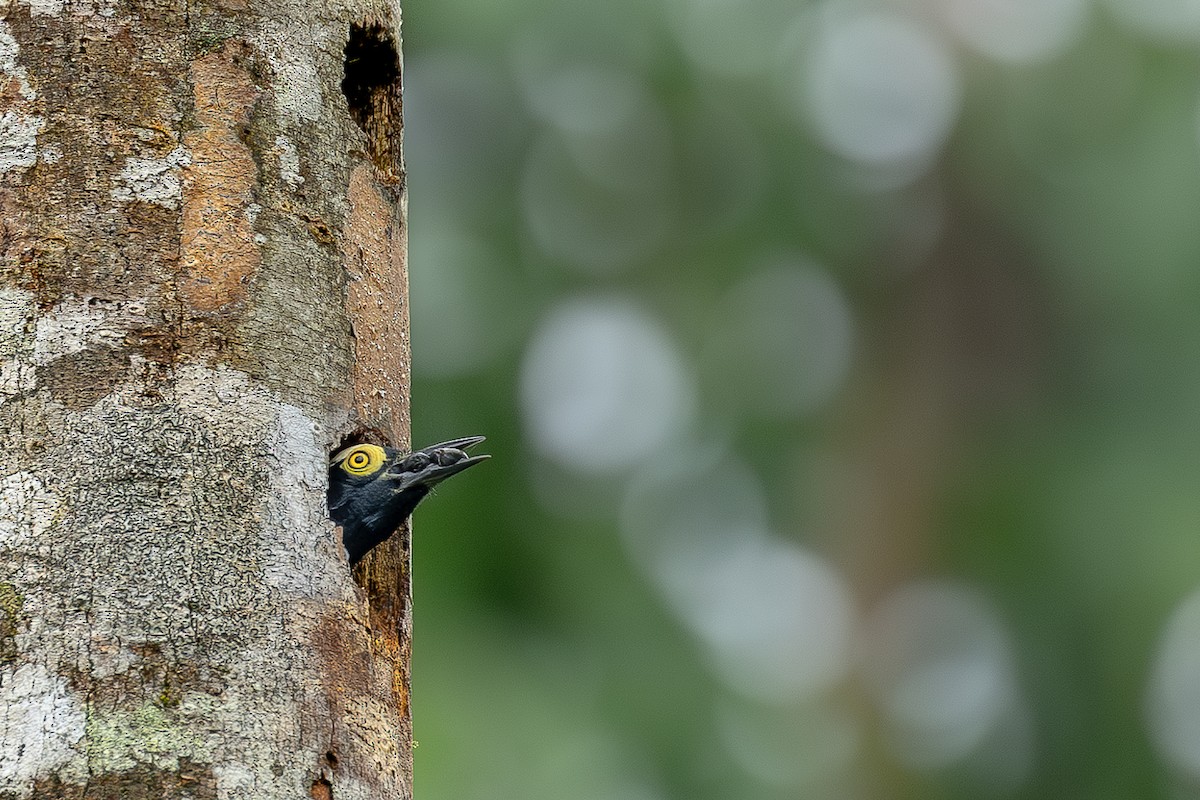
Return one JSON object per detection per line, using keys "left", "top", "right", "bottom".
{"left": 337, "top": 444, "right": 386, "bottom": 476}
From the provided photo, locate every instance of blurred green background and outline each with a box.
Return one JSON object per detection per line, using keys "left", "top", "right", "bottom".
{"left": 401, "top": 1, "right": 1200, "bottom": 797}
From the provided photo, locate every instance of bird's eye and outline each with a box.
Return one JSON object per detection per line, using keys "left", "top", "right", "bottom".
{"left": 340, "top": 444, "right": 385, "bottom": 476}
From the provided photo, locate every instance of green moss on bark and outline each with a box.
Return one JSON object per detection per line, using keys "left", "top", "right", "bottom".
{"left": 0, "top": 582, "right": 24, "bottom": 664}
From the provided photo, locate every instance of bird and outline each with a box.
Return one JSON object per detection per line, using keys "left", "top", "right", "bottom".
{"left": 328, "top": 436, "right": 489, "bottom": 566}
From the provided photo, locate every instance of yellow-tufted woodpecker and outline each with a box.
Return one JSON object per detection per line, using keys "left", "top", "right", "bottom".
{"left": 328, "top": 436, "right": 489, "bottom": 566}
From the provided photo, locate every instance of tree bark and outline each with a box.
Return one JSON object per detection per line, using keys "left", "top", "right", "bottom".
{"left": 0, "top": 1, "right": 412, "bottom": 798}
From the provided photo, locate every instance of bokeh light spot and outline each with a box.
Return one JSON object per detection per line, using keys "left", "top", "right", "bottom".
{"left": 520, "top": 297, "right": 696, "bottom": 474}
{"left": 935, "top": 0, "right": 1089, "bottom": 64}
{"left": 699, "top": 538, "right": 854, "bottom": 701}
{"left": 860, "top": 581, "right": 1030, "bottom": 779}
{"left": 800, "top": 8, "right": 960, "bottom": 168}
{"left": 621, "top": 449, "right": 853, "bottom": 700}
{"left": 1146, "top": 588, "right": 1200, "bottom": 780}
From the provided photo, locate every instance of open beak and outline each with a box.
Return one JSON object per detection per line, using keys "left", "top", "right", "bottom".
{"left": 387, "top": 436, "right": 490, "bottom": 490}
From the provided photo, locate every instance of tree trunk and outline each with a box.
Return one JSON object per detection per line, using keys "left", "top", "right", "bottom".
{"left": 0, "top": 2, "right": 413, "bottom": 798}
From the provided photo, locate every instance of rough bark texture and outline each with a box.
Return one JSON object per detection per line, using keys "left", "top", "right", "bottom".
{"left": 0, "top": 1, "right": 412, "bottom": 798}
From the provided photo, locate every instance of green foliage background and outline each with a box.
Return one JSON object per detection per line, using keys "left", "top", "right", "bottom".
{"left": 402, "top": 1, "right": 1200, "bottom": 797}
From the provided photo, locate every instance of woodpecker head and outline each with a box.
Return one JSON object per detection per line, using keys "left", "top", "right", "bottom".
{"left": 328, "top": 436, "right": 488, "bottom": 566}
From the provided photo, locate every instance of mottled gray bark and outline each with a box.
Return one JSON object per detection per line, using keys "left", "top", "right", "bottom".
{"left": 0, "top": 1, "right": 413, "bottom": 798}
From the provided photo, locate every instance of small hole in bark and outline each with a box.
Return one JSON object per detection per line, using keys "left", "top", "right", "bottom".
{"left": 334, "top": 427, "right": 393, "bottom": 452}
{"left": 342, "top": 23, "right": 398, "bottom": 119}
{"left": 325, "top": 750, "right": 339, "bottom": 767}
{"left": 342, "top": 22, "right": 403, "bottom": 176}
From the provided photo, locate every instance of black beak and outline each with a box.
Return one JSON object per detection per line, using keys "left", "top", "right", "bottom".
{"left": 386, "top": 436, "right": 490, "bottom": 491}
